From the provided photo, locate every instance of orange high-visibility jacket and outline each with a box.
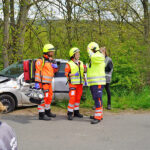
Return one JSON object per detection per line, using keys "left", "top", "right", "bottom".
{"left": 65, "top": 63, "right": 71, "bottom": 78}
{"left": 35, "top": 58, "right": 54, "bottom": 84}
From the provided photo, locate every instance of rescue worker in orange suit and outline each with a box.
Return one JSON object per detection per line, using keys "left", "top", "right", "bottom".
{"left": 87, "top": 42, "right": 106, "bottom": 124}
{"left": 65, "top": 47, "right": 86, "bottom": 120}
{"left": 35, "top": 44, "right": 58, "bottom": 120}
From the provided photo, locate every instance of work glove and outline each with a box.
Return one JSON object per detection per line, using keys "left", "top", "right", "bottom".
{"left": 84, "top": 81, "right": 88, "bottom": 86}
{"left": 52, "top": 63, "right": 58, "bottom": 69}
{"left": 34, "top": 82, "right": 40, "bottom": 89}
{"left": 75, "top": 72, "right": 79, "bottom": 76}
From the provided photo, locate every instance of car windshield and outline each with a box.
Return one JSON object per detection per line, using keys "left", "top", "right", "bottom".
{"left": 55, "top": 62, "right": 66, "bottom": 77}
{"left": 0, "top": 62, "right": 23, "bottom": 78}
{"left": 59, "top": 63, "right": 66, "bottom": 72}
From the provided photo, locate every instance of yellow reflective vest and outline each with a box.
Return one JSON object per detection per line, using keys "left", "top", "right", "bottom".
{"left": 87, "top": 51, "right": 106, "bottom": 86}
{"left": 68, "top": 60, "right": 84, "bottom": 85}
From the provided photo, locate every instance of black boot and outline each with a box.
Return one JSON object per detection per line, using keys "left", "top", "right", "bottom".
{"left": 39, "top": 112, "right": 51, "bottom": 121}
{"left": 107, "top": 104, "right": 111, "bottom": 110}
{"left": 67, "top": 112, "right": 73, "bottom": 120}
{"left": 91, "top": 119, "right": 100, "bottom": 124}
{"left": 90, "top": 115, "right": 103, "bottom": 120}
{"left": 90, "top": 116, "right": 94, "bottom": 119}
{"left": 74, "top": 110, "right": 83, "bottom": 118}
{"left": 45, "top": 109, "right": 56, "bottom": 118}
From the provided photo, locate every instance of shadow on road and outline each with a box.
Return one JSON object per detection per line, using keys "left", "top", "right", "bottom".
{"left": 1, "top": 115, "right": 37, "bottom": 124}
{"left": 16, "top": 105, "right": 37, "bottom": 110}
{"left": 0, "top": 114, "right": 91, "bottom": 124}
{"left": 52, "top": 114, "right": 91, "bottom": 123}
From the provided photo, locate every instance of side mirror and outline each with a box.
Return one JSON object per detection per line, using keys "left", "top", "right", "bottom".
{"left": 20, "top": 78, "right": 29, "bottom": 87}
{"left": 22, "top": 82, "right": 30, "bottom": 87}
{"left": 19, "top": 79, "right": 22, "bottom": 85}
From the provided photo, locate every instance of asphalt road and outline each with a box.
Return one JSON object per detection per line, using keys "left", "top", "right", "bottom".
{"left": 0, "top": 111, "right": 150, "bottom": 150}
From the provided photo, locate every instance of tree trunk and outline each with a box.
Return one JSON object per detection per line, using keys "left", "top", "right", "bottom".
{"left": 15, "top": 0, "right": 31, "bottom": 61}
{"left": 95, "top": 0, "right": 102, "bottom": 36}
{"left": 143, "top": 0, "right": 150, "bottom": 42}
{"left": 146, "top": 0, "right": 150, "bottom": 84}
{"left": 66, "top": 0, "right": 72, "bottom": 47}
{"left": 9, "top": 0, "right": 16, "bottom": 63}
{"left": 2, "top": 0, "right": 9, "bottom": 68}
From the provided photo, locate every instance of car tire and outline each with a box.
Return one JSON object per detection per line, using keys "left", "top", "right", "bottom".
{"left": 0, "top": 94, "right": 15, "bottom": 113}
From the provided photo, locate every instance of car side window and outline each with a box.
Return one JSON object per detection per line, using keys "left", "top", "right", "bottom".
{"left": 55, "top": 63, "right": 66, "bottom": 77}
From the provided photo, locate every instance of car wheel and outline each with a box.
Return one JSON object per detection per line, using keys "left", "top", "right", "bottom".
{"left": 0, "top": 94, "right": 15, "bottom": 113}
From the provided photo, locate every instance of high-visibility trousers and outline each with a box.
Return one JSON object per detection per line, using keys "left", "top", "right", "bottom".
{"left": 90, "top": 85, "right": 103, "bottom": 120}
{"left": 68, "top": 84, "right": 83, "bottom": 112}
{"left": 38, "top": 83, "right": 53, "bottom": 112}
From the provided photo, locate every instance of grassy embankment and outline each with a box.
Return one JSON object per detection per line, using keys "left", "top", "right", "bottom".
{"left": 54, "top": 86, "right": 150, "bottom": 111}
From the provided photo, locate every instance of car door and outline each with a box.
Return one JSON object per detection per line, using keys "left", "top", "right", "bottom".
{"left": 18, "top": 74, "right": 35, "bottom": 105}
{"left": 19, "top": 75, "right": 55, "bottom": 105}
{"left": 54, "top": 62, "right": 69, "bottom": 101}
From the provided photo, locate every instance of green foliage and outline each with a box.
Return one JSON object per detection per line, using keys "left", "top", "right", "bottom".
{"left": 109, "top": 86, "right": 150, "bottom": 110}
{"left": 111, "top": 40, "right": 143, "bottom": 90}
{"left": 0, "top": 19, "right": 149, "bottom": 91}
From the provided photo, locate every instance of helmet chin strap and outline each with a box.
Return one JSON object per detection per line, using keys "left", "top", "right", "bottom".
{"left": 74, "top": 57, "right": 79, "bottom": 64}
{"left": 74, "top": 57, "right": 78, "bottom": 60}
{"left": 92, "top": 49, "right": 96, "bottom": 53}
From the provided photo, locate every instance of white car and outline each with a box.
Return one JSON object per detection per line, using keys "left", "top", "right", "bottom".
{"left": 0, "top": 59, "right": 70, "bottom": 113}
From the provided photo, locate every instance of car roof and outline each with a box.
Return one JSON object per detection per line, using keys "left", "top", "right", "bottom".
{"left": 23, "top": 59, "right": 68, "bottom": 63}
{"left": 55, "top": 59, "right": 68, "bottom": 63}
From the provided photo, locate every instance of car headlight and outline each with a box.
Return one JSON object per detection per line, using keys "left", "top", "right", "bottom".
{"left": 39, "top": 94, "right": 44, "bottom": 99}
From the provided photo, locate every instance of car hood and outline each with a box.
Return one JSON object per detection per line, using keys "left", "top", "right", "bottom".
{"left": 0, "top": 76, "right": 19, "bottom": 90}
{"left": 0, "top": 76, "right": 11, "bottom": 83}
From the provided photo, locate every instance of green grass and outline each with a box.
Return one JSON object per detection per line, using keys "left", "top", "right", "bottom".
{"left": 53, "top": 100, "right": 68, "bottom": 109}
{"left": 54, "top": 86, "right": 150, "bottom": 110}
{"left": 110, "top": 86, "right": 150, "bottom": 110}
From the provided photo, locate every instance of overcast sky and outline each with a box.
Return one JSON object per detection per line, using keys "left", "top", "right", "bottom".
{"left": 0, "top": 0, "right": 149, "bottom": 21}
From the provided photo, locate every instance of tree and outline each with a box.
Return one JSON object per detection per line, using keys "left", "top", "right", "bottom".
{"left": 108, "top": 0, "right": 150, "bottom": 42}
{"left": 1, "top": 0, "right": 51, "bottom": 67}
{"left": 142, "top": 0, "right": 150, "bottom": 41}
{"left": 2, "top": 0, "right": 9, "bottom": 68}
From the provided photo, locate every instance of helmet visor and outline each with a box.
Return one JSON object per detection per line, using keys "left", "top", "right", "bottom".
{"left": 48, "top": 48, "right": 55, "bottom": 51}
{"left": 74, "top": 49, "right": 80, "bottom": 53}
